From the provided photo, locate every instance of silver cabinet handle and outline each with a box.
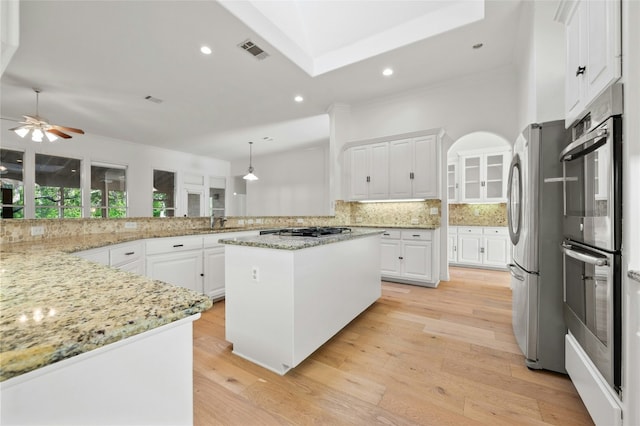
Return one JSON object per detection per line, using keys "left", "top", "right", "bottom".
{"left": 561, "top": 243, "right": 608, "bottom": 266}
{"left": 507, "top": 263, "right": 525, "bottom": 281}
{"left": 125, "top": 251, "right": 135, "bottom": 256}
{"left": 173, "top": 244, "right": 184, "bottom": 248}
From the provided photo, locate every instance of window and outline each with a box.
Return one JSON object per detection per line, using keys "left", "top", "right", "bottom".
{"left": 35, "top": 154, "right": 82, "bottom": 218}
{"left": 0, "top": 149, "right": 25, "bottom": 219}
{"left": 153, "top": 169, "right": 175, "bottom": 217}
{"left": 91, "top": 163, "right": 127, "bottom": 218}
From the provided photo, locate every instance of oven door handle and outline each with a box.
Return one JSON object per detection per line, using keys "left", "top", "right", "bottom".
{"left": 561, "top": 243, "right": 609, "bottom": 267}
{"left": 507, "top": 263, "right": 525, "bottom": 281}
{"left": 559, "top": 127, "right": 608, "bottom": 162}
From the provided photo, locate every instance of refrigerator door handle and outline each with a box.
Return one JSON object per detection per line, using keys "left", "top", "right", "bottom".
{"left": 560, "top": 243, "right": 609, "bottom": 267}
{"left": 507, "top": 263, "right": 525, "bottom": 281}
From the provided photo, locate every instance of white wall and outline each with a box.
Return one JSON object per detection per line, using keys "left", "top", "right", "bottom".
{"left": 230, "top": 143, "right": 329, "bottom": 217}
{"left": 347, "top": 66, "right": 519, "bottom": 145}
{"left": 1, "top": 122, "right": 229, "bottom": 217}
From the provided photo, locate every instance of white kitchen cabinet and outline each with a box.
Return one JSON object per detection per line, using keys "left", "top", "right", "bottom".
{"left": 203, "top": 247, "right": 225, "bottom": 299}
{"left": 451, "top": 226, "right": 509, "bottom": 270}
{"left": 457, "top": 227, "right": 483, "bottom": 266}
{"left": 460, "top": 150, "right": 510, "bottom": 203}
{"left": 348, "top": 143, "right": 389, "bottom": 200}
{"left": 74, "top": 246, "right": 109, "bottom": 265}
{"left": 447, "top": 160, "right": 458, "bottom": 202}
{"left": 74, "top": 241, "right": 145, "bottom": 275}
{"left": 380, "top": 230, "right": 402, "bottom": 276}
{"left": 145, "top": 235, "right": 204, "bottom": 293}
{"left": 388, "top": 136, "right": 438, "bottom": 199}
{"left": 110, "top": 241, "right": 145, "bottom": 275}
{"left": 380, "top": 228, "right": 439, "bottom": 287}
{"left": 447, "top": 226, "right": 458, "bottom": 263}
{"left": 562, "top": 0, "right": 621, "bottom": 126}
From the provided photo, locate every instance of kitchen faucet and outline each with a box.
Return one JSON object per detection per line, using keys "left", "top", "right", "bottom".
{"left": 211, "top": 216, "right": 228, "bottom": 229}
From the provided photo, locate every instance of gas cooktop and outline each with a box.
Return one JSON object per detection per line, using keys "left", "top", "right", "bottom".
{"left": 260, "top": 227, "right": 352, "bottom": 238}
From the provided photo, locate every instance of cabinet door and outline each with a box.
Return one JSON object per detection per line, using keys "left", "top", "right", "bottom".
{"left": 388, "top": 139, "right": 413, "bottom": 199}
{"left": 402, "top": 241, "right": 432, "bottom": 281}
{"left": 447, "top": 162, "right": 458, "bottom": 202}
{"left": 457, "top": 234, "right": 482, "bottom": 265}
{"left": 412, "top": 136, "right": 438, "bottom": 198}
{"left": 380, "top": 239, "right": 402, "bottom": 276}
{"left": 203, "top": 246, "right": 225, "bottom": 299}
{"left": 484, "top": 152, "right": 507, "bottom": 201}
{"left": 117, "top": 259, "right": 145, "bottom": 276}
{"left": 585, "top": 0, "right": 621, "bottom": 103}
{"left": 565, "top": 0, "right": 584, "bottom": 124}
{"left": 447, "top": 234, "right": 457, "bottom": 263}
{"left": 461, "top": 155, "right": 482, "bottom": 202}
{"left": 146, "top": 251, "right": 203, "bottom": 293}
{"left": 369, "top": 143, "right": 390, "bottom": 199}
{"left": 349, "top": 146, "right": 370, "bottom": 200}
{"left": 483, "top": 236, "right": 509, "bottom": 268}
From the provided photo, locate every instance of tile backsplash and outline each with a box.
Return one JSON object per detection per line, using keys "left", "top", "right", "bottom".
{"left": 1, "top": 199, "right": 443, "bottom": 244}
{"left": 448, "top": 203, "right": 507, "bottom": 226}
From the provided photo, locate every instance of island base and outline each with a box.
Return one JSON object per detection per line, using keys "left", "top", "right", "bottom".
{"left": 225, "top": 234, "right": 382, "bottom": 375}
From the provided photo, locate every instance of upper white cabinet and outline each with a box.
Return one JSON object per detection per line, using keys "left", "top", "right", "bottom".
{"left": 345, "top": 134, "right": 440, "bottom": 201}
{"left": 348, "top": 143, "right": 389, "bottom": 200}
{"left": 389, "top": 135, "right": 439, "bottom": 199}
{"left": 562, "top": 0, "right": 621, "bottom": 126}
{"left": 459, "top": 150, "right": 510, "bottom": 203}
{"left": 447, "top": 161, "right": 459, "bottom": 203}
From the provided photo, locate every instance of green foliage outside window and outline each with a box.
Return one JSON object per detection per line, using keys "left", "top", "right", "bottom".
{"left": 34, "top": 186, "right": 82, "bottom": 219}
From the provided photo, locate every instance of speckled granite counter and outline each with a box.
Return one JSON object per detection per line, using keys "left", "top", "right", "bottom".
{"left": 630, "top": 270, "right": 640, "bottom": 283}
{"left": 219, "top": 228, "right": 384, "bottom": 250}
{"left": 0, "top": 233, "right": 217, "bottom": 381}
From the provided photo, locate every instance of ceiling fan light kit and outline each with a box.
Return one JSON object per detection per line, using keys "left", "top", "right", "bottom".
{"left": 8, "top": 88, "right": 85, "bottom": 143}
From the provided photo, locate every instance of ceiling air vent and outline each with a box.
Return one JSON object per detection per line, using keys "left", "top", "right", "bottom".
{"left": 238, "top": 39, "right": 269, "bottom": 60}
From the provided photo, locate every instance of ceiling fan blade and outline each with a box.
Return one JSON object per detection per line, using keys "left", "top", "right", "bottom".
{"left": 47, "top": 128, "right": 72, "bottom": 139}
{"left": 8, "top": 125, "right": 29, "bottom": 131}
{"left": 23, "top": 115, "right": 43, "bottom": 123}
{"left": 51, "top": 124, "right": 84, "bottom": 134}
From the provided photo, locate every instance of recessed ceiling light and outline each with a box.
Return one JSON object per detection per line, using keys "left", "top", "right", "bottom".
{"left": 472, "top": 43, "right": 484, "bottom": 49}
{"left": 200, "top": 45, "right": 212, "bottom": 55}
{"left": 294, "top": 95, "right": 304, "bottom": 103}
{"left": 382, "top": 68, "right": 394, "bottom": 77}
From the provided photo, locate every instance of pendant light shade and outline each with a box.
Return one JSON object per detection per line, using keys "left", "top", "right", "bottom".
{"left": 243, "top": 141, "right": 258, "bottom": 181}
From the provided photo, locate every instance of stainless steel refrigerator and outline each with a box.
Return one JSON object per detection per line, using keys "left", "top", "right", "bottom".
{"left": 507, "top": 120, "right": 569, "bottom": 373}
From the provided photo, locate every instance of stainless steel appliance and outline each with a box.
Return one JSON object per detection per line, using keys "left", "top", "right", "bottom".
{"left": 260, "top": 227, "right": 352, "bottom": 237}
{"left": 561, "top": 84, "right": 623, "bottom": 396}
{"left": 507, "top": 120, "right": 570, "bottom": 373}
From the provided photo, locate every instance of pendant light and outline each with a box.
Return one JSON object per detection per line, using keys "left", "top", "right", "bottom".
{"left": 243, "top": 141, "right": 258, "bottom": 181}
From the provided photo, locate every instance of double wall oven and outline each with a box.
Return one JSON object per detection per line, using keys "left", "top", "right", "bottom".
{"left": 560, "top": 84, "right": 623, "bottom": 397}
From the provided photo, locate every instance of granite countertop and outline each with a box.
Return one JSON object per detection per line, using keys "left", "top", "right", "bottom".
{"left": 0, "top": 234, "right": 219, "bottom": 382}
{"left": 220, "top": 228, "right": 384, "bottom": 250}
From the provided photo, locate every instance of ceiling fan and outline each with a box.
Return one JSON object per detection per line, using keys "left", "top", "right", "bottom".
{"left": 7, "top": 88, "right": 85, "bottom": 142}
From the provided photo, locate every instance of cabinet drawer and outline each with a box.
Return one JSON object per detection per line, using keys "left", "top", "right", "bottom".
{"left": 458, "top": 227, "right": 483, "bottom": 235}
{"left": 483, "top": 227, "right": 508, "bottom": 236}
{"left": 146, "top": 236, "right": 203, "bottom": 255}
{"left": 401, "top": 230, "right": 432, "bottom": 241}
{"left": 381, "top": 230, "right": 401, "bottom": 239}
{"left": 110, "top": 242, "right": 144, "bottom": 266}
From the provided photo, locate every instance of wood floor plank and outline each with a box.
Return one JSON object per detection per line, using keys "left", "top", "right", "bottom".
{"left": 192, "top": 266, "right": 593, "bottom": 425}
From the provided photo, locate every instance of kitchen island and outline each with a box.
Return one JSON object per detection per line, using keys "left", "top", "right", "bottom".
{"left": 0, "top": 245, "right": 212, "bottom": 425}
{"left": 220, "top": 228, "right": 382, "bottom": 375}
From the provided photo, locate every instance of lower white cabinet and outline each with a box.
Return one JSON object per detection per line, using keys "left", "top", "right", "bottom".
{"left": 75, "top": 241, "right": 145, "bottom": 275}
{"left": 449, "top": 226, "right": 510, "bottom": 270}
{"left": 380, "top": 229, "right": 440, "bottom": 287}
{"left": 146, "top": 250, "right": 204, "bottom": 293}
{"left": 203, "top": 247, "right": 225, "bottom": 299}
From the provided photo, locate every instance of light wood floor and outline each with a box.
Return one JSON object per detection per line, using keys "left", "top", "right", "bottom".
{"left": 193, "top": 267, "right": 593, "bottom": 425}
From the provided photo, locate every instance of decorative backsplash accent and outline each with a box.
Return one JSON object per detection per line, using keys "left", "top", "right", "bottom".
{"left": 1, "top": 199, "right": 442, "bottom": 244}
{"left": 448, "top": 203, "right": 507, "bottom": 226}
